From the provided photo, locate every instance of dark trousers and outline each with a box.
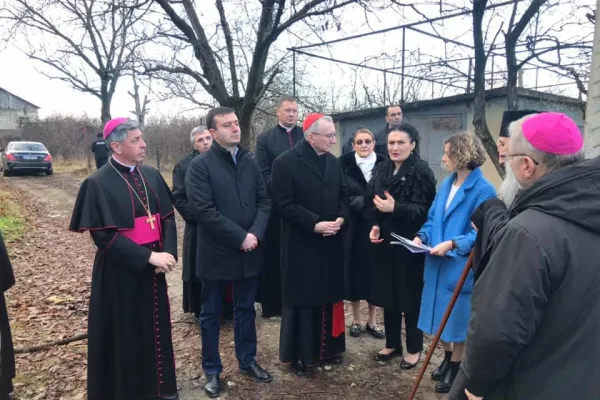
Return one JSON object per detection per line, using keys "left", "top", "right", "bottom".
{"left": 384, "top": 308, "right": 423, "bottom": 354}
{"left": 95, "top": 157, "right": 107, "bottom": 169}
{"left": 200, "top": 276, "right": 258, "bottom": 376}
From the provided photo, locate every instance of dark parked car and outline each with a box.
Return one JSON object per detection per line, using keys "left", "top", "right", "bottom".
{"left": 1, "top": 141, "right": 53, "bottom": 177}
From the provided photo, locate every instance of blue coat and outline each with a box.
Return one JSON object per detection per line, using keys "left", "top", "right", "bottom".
{"left": 417, "top": 167, "right": 496, "bottom": 342}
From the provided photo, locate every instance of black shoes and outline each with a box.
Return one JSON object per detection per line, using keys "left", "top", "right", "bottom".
{"left": 365, "top": 324, "right": 385, "bottom": 339}
{"left": 323, "top": 354, "right": 344, "bottom": 365}
{"left": 349, "top": 323, "right": 362, "bottom": 337}
{"left": 156, "top": 395, "right": 179, "bottom": 400}
{"left": 374, "top": 348, "right": 402, "bottom": 362}
{"left": 291, "top": 358, "right": 307, "bottom": 376}
{"left": 240, "top": 362, "right": 273, "bottom": 382}
{"left": 435, "top": 361, "right": 461, "bottom": 394}
{"left": 204, "top": 374, "right": 221, "bottom": 398}
{"left": 431, "top": 351, "right": 452, "bottom": 381}
{"left": 400, "top": 352, "right": 421, "bottom": 370}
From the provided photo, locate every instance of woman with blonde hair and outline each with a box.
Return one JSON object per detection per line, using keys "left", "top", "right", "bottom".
{"left": 339, "top": 128, "right": 387, "bottom": 338}
{"left": 414, "top": 132, "right": 496, "bottom": 393}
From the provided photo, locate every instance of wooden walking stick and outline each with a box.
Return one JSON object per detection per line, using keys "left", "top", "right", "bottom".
{"left": 408, "top": 251, "right": 475, "bottom": 400}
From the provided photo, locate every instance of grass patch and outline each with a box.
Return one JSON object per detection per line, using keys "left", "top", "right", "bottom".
{"left": 53, "top": 159, "right": 90, "bottom": 175}
{"left": 0, "top": 190, "right": 25, "bottom": 242}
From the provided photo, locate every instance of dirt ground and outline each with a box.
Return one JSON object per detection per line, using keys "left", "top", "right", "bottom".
{"left": 1, "top": 170, "right": 446, "bottom": 400}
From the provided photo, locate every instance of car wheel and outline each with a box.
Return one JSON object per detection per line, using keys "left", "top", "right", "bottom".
{"left": 46, "top": 169, "right": 53, "bottom": 176}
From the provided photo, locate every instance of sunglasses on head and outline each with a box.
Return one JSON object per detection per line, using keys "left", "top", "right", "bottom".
{"left": 354, "top": 139, "right": 373, "bottom": 145}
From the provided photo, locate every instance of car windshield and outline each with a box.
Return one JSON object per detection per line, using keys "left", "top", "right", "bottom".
{"left": 9, "top": 143, "right": 47, "bottom": 152}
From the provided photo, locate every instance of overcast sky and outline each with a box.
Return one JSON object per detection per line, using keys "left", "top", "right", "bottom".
{"left": 0, "top": 0, "right": 593, "bottom": 120}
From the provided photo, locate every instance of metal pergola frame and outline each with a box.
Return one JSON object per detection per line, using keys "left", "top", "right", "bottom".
{"left": 289, "top": 0, "right": 589, "bottom": 103}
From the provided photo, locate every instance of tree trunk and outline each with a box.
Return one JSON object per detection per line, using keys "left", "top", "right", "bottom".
{"left": 238, "top": 111, "right": 254, "bottom": 150}
{"left": 472, "top": 0, "right": 504, "bottom": 178}
{"left": 101, "top": 79, "right": 112, "bottom": 124}
{"left": 505, "top": 38, "right": 519, "bottom": 111}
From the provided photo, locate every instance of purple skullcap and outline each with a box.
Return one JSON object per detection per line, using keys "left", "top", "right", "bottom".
{"left": 521, "top": 112, "right": 583, "bottom": 155}
{"left": 103, "top": 117, "right": 129, "bottom": 140}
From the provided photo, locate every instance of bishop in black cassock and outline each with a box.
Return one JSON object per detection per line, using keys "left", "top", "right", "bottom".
{"left": 254, "top": 96, "right": 304, "bottom": 318}
{"left": 69, "top": 118, "right": 178, "bottom": 400}
{"left": 0, "top": 230, "right": 15, "bottom": 400}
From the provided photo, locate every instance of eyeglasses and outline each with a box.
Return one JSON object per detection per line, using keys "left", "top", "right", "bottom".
{"left": 354, "top": 139, "right": 373, "bottom": 145}
{"left": 311, "top": 132, "right": 336, "bottom": 141}
{"left": 504, "top": 153, "right": 539, "bottom": 165}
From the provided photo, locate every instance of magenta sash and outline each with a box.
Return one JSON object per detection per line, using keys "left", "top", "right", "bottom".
{"left": 119, "top": 213, "right": 162, "bottom": 245}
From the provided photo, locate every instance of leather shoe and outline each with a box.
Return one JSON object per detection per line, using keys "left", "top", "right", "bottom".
{"left": 324, "top": 354, "right": 343, "bottom": 365}
{"left": 374, "top": 348, "right": 402, "bottom": 362}
{"left": 435, "top": 361, "right": 460, "bottom": 394}
{"left": 366, "top": 324, "right": 385, "bottom": 339}
{"left": 240, "top": 362, "right": 273, "bottom": 382}
{"left": 400, "top": 352, "right": 421, "bottom": 370}
{"left": 291, "top": 359, "right": 307, "bottom": 376}
{"left": 431, "top": 352, "right": 452, "bottom": 381}
{"left": 204, "top": 374, "right": 221, "bottom": 398}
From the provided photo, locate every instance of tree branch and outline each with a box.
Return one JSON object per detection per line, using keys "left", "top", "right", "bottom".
{"left": 215, "top": 0, "right": 239, "bottom": 97}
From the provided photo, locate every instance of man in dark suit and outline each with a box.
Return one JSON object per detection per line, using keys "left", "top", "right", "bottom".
{"left": 185, "top": 107, "right": 272, "bottom": 398}
{"left": 373, "top": 105, "right": 403, "bottom": 157}
{"left": 271, "top": 113, "right": 350, "bottom": 376}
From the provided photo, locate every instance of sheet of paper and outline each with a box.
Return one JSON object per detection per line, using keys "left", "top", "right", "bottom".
{"left": 389, "top": 232, "right": 433, "bottom": 254}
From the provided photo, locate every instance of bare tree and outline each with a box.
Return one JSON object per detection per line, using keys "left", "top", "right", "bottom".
{"left": 129, "top": 70, "right": 150, "bottom": 128}
{"left": 1, "top": 0, "right": 153, "bottom": 123}
{"left": 148, "top": 0, "right": 369, "bottom": 148}
{"left": 472, "top": 0, "right": 504, "bottom": 176}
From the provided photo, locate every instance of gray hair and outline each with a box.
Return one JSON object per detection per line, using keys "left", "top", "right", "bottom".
{"left": 190, "top": 126, "right": 208, "bottom": 144}
{"left": 508, "top": 116, "right": 584, "bottom": 173}
{"left": 106, "top": 120, "right": 140, "bottom": 151}
{"left": 304, "top": 115, "right": 333, "bottom": 138}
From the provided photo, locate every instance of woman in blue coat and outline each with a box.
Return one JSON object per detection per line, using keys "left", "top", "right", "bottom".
{"left": 413, "top": 132, "right": 496, "bottom": 394}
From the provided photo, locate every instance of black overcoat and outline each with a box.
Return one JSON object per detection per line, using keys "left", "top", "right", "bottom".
{"left": 338, "top": 151, "right": 387, "bottom": 301}
{"left": 254, "top": 124, "right": 304, "bottom": 315}
{"left": 185, "top": 142, "right": 271, "bottom": 280}
{"left": 271, "top": 140, "right": 351, "bottom": 306}
{"left": 172, "top": 150, "right": 199, "bottom": 283}
{"left": 365, "top": 154, "right": 436, "bottom": 311}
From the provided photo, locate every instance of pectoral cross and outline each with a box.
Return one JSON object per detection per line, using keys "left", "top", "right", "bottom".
{"left": 146, "top": 212, "right": 156, "bottom": 230}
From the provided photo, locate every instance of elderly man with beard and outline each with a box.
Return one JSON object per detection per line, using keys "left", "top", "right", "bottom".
{"left": 468, "top": 110, "right": 539, "bottom": 280}
{"left": 449, "top": 112, "right": 600, "bottom": 400}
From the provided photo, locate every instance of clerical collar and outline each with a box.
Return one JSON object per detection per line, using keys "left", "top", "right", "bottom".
{"left": 279, "top": 123, "right": 295, "bottom": 133}
{"left": 111, "top": 156, "right": 136, "bottom": 173}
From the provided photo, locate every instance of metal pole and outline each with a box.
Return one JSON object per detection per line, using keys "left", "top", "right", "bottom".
{"left": 383, "top": 71, "right": 387, "bottom": 105}
{"left": 401, "top": 27, "right": 406, "bottom": 103}
{"left": 535, "top": 67, "right": 539, "bottom": 90}
{"left": 292, "top": 50, "right": 296, "bottom": 98}
{"left": 491, "top": 55, "right": 495, "bottom": 89}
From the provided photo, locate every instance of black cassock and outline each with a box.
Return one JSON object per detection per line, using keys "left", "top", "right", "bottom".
{"left": 0, "top": 231, "right": 15, "bottom": 400}
{"left": 69, "top": 159, "right": 178, "bottom": 400}
{"left": 255, "top": 124, "right": 304, "bottom": 317}
{"left": 272, "top": 140, "right": 350, "bottom": 366}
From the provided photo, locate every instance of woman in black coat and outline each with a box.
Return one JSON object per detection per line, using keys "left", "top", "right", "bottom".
{"left": 366, "top": 123, "right": 436, "bottom": 369}
{"left": 339, "top": 128, "right": 387, "bottom": 339}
